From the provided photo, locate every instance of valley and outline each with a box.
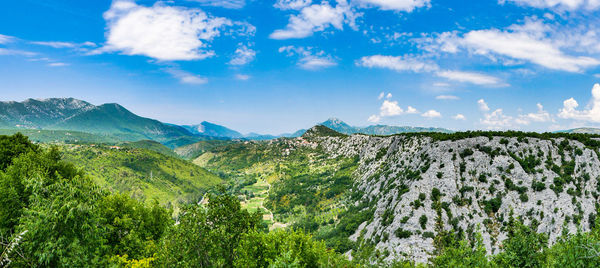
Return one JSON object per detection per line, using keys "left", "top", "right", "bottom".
{"left": 3, "top": 99, "right": 600, "bottom": 266}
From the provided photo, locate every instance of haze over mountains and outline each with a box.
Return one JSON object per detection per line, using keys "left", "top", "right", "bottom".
{"left": 0, "top": 98, "right": 598, "bottom": 146}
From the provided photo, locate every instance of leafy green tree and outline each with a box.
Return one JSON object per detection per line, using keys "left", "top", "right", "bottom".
{"left": 98, "top": 194, "right": 171, "bottom": 260}
{"left": 235, "top": 229, "right": 352, "bottom": 267}
{"left": 156, "top": 190, "right": 262, "bottom": 267}
{"left": 431, "top": 233, "right": 491, "bottom": 268}
{"left": 544, "top": 228, "right": 600, "bottom": 267}
{"left": 493, "top": 217, "right": 548, "bottom": 267}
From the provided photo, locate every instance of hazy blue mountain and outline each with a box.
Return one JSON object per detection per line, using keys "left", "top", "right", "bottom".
{"left": 180, "top": 121, "right": 244, "bottom": 139}
{"left": 319, "top": 118, "right": 453, "bottom": 135}
{"left": 555, "top": 128, "right": 600, "bottom": 134}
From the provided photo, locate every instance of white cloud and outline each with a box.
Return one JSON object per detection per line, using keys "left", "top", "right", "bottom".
{"left": 165, "top": 68, "right": 208, "bottom": 84}
{"left": 100, "top": 0, "right": 233, "bottom": 61}
{"left": 187, "top": 0, "right": 246, "bottom": 9}
{"left": 279, "top": 46, "right": 337, "bottom": 70}
{"left": 358, "top": 54, "right": 505, "bottom": 86}
{"left": 367, "top": 114, "right": 381, "bottom": 122}
{"left": 0, "top": 48, "right": 36, "bottom": 57}
{"left": 270, "top": 1, "right": 358, "bottom": 39}
{"left": 433, "top": 82, "right": 451, "bottom": 87}
{"left": 31, "top": 41, "right": 76, "bottom": 48}
{"left": 481, "top": 108, "right": 514, "bottom": 129}
{"left": 516, "top": 103, "right": 552, "bottom": 124}
{"left": 478, "top": 99, "right": 490, "bottom": 112}
{"left": 558, "top": 83, "right": 600, "bottom": 122}
{"left": 0, "top": 34, "right": 15, "bottom": 44}
{"left": 356, "top": 0, "right": 430, "bottom": 11}
{"left": 386, "top": 93, "right": 393, "bottom": 99}
{"left": 437, "top": 70, "right": 506, "bottom": 86}
{"left": 378, "top": 92, "right": 385, "bottom": 99}
{"left": 357, "top": 55, "right": 439, "bottom": 72}
{"left": 500, "top": 0, "right": 600, "bottom": 10}
{"left": 436, "top": 95, "right": 459, "bottom": 100}
{"left": 453, "top": 113, "right": 466, "bottom": 120}
{"left": 419, "top": 19, "right": 600, "bottom": 73}
{"left": 47, "top": 62, "right": 69, "bottom": 67}
{"left": 380, "top": 99, "right": 403, "bottom": 116}
{"left": 462, "top": 23, "right": 599, "bottom": 72}
{"left": 235, "top": 74, "right": 251, "bottom": 80}
{"left": 406, "top": 106, "right": 418, "bottom": 114}
{"left": 421, "top": 109, "right": 441, "bottom": 118}
{"left": 275, "top": 0, "right": 313, "bottom": 10}
{"left": 229, "top": 45, "right": 256, "bottom": 65}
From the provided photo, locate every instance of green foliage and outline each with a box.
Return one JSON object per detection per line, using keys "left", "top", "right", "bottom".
{"left": 493, "top": 217, "right": 548, "bottom": 267}
{"left": 61, "top": 144, "right": 222, "bottom": 207}
{"left": 431, "top": 234, "right": 491, "bottom": 268}
{"left": 156, "top": 191, "right": 263, "bottom": 266}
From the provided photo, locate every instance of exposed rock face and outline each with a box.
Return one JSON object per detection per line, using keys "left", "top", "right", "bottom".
{"left": 307, "top": 134, "right": 600, "bottom": 263}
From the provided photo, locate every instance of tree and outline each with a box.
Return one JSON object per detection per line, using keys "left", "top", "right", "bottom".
{"left": 156, "top": 190, "right": 262, "bottom": 267}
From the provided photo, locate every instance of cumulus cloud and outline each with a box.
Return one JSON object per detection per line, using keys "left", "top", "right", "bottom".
{"left": 356, "top": 0, "right": 431, "bottom": 11}
{"left": 357, "top": 55, "right": 438, "bottom": 72}
{"left": 270, "top": 1, "right": 358, "bottom": 39}
{"left": 436, "top": 70, "right": 506, "bottom": 86}
{"left": 380, "top": 99, "right": 404, "bottom": 116}
{"left": 421, "top": 109, "right": 441, "bottom": 118}
{"left": 478, "top": 99, "right": 490, "bottom": 111}
{"left": 274, "top": 0, "right": 313, "bottom": 10}
{"left": 516, "top": 103, "right": 552, "bottom": 124}
{"left": 229, "top": 44, "right": 256, "bottom": 65}
{"left": 165, "top": 68, "right": 208, "bottom": 84}
{"left": 481, "top": 109, "right": 515, "bottom": 129}
{"left": 368, "top": 95, "right": 421, "bottom": 122}
{"left": 453, "top": 113, "right": 466, "bottom": 120}
{"left": 279, "top": 46, "right": 337, "bottom": 70}
{"left": 100, "top": 0, "right": 234, "bottom": 61}
{"left": 436, "top": 95, "right": 459, "bottom": 100}
{"left": 558, "top": 83, "right": 600, "bottom": 122}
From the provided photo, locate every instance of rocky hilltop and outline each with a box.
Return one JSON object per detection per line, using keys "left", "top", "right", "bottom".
{"left": 302, "top": 129, "right": 600, "bottom": 262}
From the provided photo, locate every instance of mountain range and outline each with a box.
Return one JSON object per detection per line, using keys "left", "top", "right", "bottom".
{"left": 2, "top": 98, "right": 598, "bottom": 146}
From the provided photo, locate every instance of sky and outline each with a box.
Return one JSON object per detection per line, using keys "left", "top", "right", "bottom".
{"left": 1, "top": 0, "right": 600, "bottom": 135}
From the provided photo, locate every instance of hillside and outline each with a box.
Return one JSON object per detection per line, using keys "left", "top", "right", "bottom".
{"left": 60, "top": 144, "right": 222, "bottom": 208}
{"left": 557, "top": 127, "right": 600, "bottom": 134}
{"left": 174, "top": 140, "right": 236, "bottom": 159}
{"left": 195, "top": 126, "right": 600, "bottom": 263}
{"left": 121, "top": 140, "right": 179, "bottom": 158}
{"left": 180, "top": 121, "right": 244, "bottom": 138}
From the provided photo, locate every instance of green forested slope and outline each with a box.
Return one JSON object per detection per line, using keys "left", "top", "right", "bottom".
{"left": 60, "top": 144, "right": 222, "bottom": 207}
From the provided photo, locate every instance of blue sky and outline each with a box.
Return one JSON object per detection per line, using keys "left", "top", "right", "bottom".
{"left": 1, "top": 0, "right": 600, "bottom": 134}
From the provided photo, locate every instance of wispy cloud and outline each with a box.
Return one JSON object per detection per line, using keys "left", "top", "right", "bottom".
{"left": 47, "top": 62, "right": 69, "bottom": 67}
{"left": 235, "top": 74, "right": 251, "bottom": 80}
{"left": 436, "top": 95, "right": 459, "bottom": 100}
{"left": 279, "top": 46, "right": 337, "bottom": 70}
{"left": 229, "top": 44, "right": 256, "bottom": 66}
{"left": 187, "top": 0, "right": 246, "bottom": 9}
{"left": 0, "top": 34, "right": 15, "bottom": 44}
{"left": 436, "top": 70, "right": 507, "bottom": 86}
{"left": 165, "top": 68, "right": 208, "bottom": 84}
